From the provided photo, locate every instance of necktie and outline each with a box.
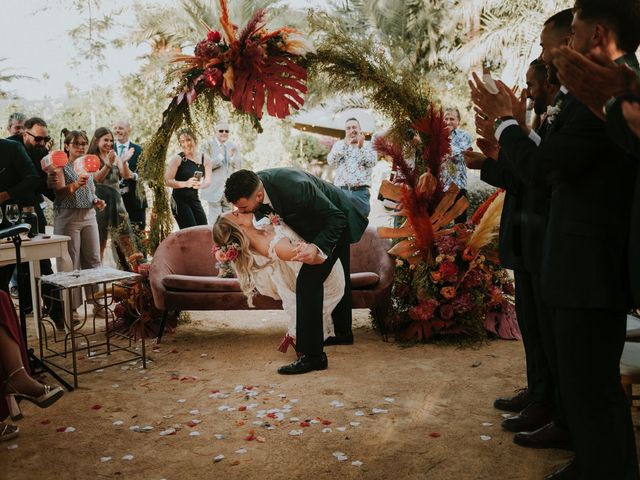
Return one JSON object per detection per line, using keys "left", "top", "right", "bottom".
{"left": 118, "top": 144, "right": 125, "bottom": 158}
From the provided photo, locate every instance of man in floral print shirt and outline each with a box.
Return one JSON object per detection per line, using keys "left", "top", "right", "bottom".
{"left": 327, "top": 117, "right": 377, "bottom": 217}
{"left": 441, "top": 108, "right": 473, "bottom": 223}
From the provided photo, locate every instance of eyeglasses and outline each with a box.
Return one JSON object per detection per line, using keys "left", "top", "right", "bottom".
{"left": 70, "top": 142, "right": 88, "bottom": 147}
{"left": 25, "top": 131, "right": 51, "bottom": 143}
{"left": 218, "top": 130, "right": 229, "bottom": 133}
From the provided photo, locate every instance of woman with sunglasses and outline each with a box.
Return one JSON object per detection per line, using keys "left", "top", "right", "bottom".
{"left": 88, "top": 127, "right": 136, "bottom": 261}
{"left": 51, "top": 130, "right": 105, "bottom": 324}
{"left": 165, "top": 128, "right": 212, "bottom": 229}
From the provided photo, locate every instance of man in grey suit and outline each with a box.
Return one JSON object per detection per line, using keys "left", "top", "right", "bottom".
{"left": 201, "top": 122, "right": 242, "bottom": 224}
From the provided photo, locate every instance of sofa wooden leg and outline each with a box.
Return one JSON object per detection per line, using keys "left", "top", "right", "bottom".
{"left": 157, "top": 310, "right": 169, "bottom": 344}
{"left": 372, "top": 306, "right": 389, "bottom": 342}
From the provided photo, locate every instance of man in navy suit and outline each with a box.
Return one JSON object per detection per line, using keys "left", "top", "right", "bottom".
{"left": 114, "top": 120, "right": 147, "bottom": 232}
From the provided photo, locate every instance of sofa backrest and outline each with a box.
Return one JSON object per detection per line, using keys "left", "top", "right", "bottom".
{"left": 155, "top": 225, "right": 218, "bottom": 277}
{"left": 350, "top": 226, "right": 392, "bottom": 274}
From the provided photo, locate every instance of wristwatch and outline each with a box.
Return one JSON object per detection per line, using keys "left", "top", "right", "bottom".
{"left": 493, "top": 115, "right": 516, "bottom": 131}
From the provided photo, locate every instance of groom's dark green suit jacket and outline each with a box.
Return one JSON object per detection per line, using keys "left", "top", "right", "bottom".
{"left": 257, "top": 168, "right": 369, "bottom": 256}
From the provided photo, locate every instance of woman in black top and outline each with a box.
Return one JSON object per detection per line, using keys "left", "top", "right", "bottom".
{"left": 165, "top": 129, "right": 212, "bottom": 229}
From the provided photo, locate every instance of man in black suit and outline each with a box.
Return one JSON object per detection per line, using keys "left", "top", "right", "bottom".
{"left": 470, "top": 2, "right": 640, "bottom": 477}
{"left": 114, "top": 120, "right": 146, "bottom": 232}
{"left": 466, "top": 59, "right": 568, "bottom": 447}
{"left": 225, "top": 168, "right": 368, "bottom": 374}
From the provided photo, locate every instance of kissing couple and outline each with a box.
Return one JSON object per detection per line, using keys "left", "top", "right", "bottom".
{"left": 212, "top": 168, "right": 368, "bottom": 374}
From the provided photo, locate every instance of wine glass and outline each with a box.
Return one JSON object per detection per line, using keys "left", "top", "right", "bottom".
{"left": 6, "top": 204, "right": 20, "bottom": 226}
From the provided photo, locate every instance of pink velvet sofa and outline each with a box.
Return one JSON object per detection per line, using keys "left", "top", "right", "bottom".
{"left": 150, "top": 225, "right": 395, "bottom": 339}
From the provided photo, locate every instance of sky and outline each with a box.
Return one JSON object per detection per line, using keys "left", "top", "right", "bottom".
{"left": 0, "top": 0, "right": 321, "bottom": 101}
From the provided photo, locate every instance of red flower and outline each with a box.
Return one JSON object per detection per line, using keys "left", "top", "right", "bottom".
{"left": 203, "top": 67, "right": 223, "bottom": 88}
{"left": 207, "top": 30, "right": 222, "bottom": 43}
{"left": 439, "top": 303, "right": 455, "bottom": 320}
{"left": 439, "top": 261, "right": 458, "bottom": 278}
{"left": 409, "top": 299, "right": 438, "bottom": 322}
{"left": 440, "top": 286, "right": 457, "bottom": 300}
{"left": 226, "top": 245, "right": 239, "bottom": 262}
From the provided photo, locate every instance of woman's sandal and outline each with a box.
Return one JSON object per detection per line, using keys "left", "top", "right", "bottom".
{"left": 4, "top": 367, "right": 64, "bottom": 420}
{"left": 0, "top": 422, "right": 19, "bottom": 442}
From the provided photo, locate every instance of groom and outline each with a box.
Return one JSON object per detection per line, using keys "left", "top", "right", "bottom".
{"left": 224, "top": 168, "right": 368, "bottom": 374}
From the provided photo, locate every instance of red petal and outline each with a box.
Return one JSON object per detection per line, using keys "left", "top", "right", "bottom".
{"left": 170, "top": 348, "right": 178, "bottom": 354}
{"left": 56, "top": 427, "right": 66, "bottom": 432}
{"left": 321, "top": 420, "right": 332, "bottom": 425}
{"left": 429, "top": 432, "right": 441, "bottom": 438}
{"left": 91, "top": 404, "right": 102, "bottom": 410}
{"left": 300, "top": 421, "right": 310, "bottom": 427}
{"left": 40, "top": 419, "right": 51, "bottom": 425}
{"left": 238, "top": 406, "right": 247, "bottom": 412}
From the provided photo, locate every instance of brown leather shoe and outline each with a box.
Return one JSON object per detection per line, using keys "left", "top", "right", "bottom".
{"left": 544, "top": 460, "right": 579, "bottom": 479}
{"left": 493, "top": 388, "right": 531, "bottom": 412}
{"left": 501, "top": 402, "right": 552, "bottom": 433}
{"left": 513, "top": 421, "right": 572, "bottom": 450}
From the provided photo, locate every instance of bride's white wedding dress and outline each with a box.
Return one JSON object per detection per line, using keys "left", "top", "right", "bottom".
{"left": 249, "top": 221, "right": 345, "bottom": 348}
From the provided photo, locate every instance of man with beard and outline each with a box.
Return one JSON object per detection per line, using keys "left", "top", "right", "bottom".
{"left": 464, "top": 58, "right": 568, "bottom": 450}
{"left": 6, "top": 117, "right": 64, "bottom": 327}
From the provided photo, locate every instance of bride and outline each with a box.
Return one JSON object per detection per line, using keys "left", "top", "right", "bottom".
{"left": 212, "top": 211, "right": 345, "bottom": 352}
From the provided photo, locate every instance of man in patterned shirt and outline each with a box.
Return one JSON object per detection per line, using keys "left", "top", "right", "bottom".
{"left": 327, "top": 117, "right": 378, "bottom": 217}
{"left": 442, "top": 108, "right": 473, "bottom": 223}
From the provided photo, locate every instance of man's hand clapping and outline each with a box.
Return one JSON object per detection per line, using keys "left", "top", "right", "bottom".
{"left": 469, "top": 72, "right": 514, "bottom": 120}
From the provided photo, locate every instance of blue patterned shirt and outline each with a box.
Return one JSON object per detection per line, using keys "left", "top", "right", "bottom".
{"left": 441, "top": 128, "right": 472, "bottom": 191}
{"left": 327, "top": 140, "right": 377, "bottom": 188}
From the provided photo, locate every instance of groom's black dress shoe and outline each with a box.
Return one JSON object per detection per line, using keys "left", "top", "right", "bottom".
{"left": 323, "top": 332, "right": 354, "bottom": 346}
{"left": 501, "top": 401, "right": 552, "bottom": 433}
{"left": 513, "top": 421, "right": 572, "bottom": 450}
{"left": 544, "top": 460, "right": 579, "bottom": 479}
{"left": 277, "top": 353, "right": 328, "bottom": 375}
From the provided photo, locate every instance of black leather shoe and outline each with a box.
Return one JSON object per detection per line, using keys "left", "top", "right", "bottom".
{"left": 513, "top": 421, "right": 572, "bottom": 450}
{"left": 494, "top": 388, "right": 531, "bottom": 412}
{"left": 277, "top": 353, "right": 328, "bottom": 375}
{"left": 544, "top": 460, "right": 579, "bottom": 479}
{"left": 323, "top": 332, "right": 354, "bottom": 346}
{"left": 501, "top": 402, "right": 552, "bottom": 433}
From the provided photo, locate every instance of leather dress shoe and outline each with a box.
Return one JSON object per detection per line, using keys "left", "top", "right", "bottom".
{"left": 513, "top": 421, "right": 572, "bottom": 450}
{"left": 323, "top": 332, "right": 354, "bottom": 346}
{"left": 544, "top": 460, "right": 579, "bottom": 479}
{"left": 501, "top": 402, "right": 552, "bottom": 433}
{"left": 494, "top": 388, "right": 531, "bottom": 412}
{"left": 278, "top": 353, "right": 328, "bottom": 375}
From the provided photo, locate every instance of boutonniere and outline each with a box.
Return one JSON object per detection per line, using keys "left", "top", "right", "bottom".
{"left": 546, "top": 98, "right": 564, "bottom": 125}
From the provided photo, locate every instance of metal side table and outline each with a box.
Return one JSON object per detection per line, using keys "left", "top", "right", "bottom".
{"left": 38, "top": 267, "right": 145, "bottom": 388}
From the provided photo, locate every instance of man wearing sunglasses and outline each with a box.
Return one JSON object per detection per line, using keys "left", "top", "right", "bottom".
{"left": 201, "top": 121, "right": 243, "bottom": 224}
{"left": 6, "top": 117, "right": 63, "bottom": 323}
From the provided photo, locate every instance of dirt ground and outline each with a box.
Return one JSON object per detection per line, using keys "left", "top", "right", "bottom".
{"left": 0, "top": 309, "right": 608, "bottom": 480}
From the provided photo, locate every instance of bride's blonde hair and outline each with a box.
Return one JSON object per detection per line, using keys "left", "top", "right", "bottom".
{"left": 212, "top": 216, "right": 265, "bottom": 307}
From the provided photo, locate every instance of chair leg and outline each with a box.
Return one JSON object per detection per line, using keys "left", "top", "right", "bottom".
{"left": 157, "top": 310, "right": 169, "bottom": 344}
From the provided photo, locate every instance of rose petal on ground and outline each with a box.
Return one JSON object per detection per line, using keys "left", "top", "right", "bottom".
{"left": 112, "top": 384, "right": 119, "bottom": 388}
{"left": 289, "top": 417, "right": 300, "bottom": 422}
{"left": 300, "top": 422, "right": 310, "bottom": 427}
{"left": 235, "top": 448, "right": 248, "bottom": 454}
{"left": 384, "top": 397, "right": 395, "bottom": 403}
{"left": 177, "top": 399, "right": 186, "bottom": 404}
{"left": 321, "top": 420, "right": 332, "bottom": 425}
{"left": 501, "top": 413, "right": 511, "bottom": 418}
{"left": 310, "top": 419, "right": 320, "bottom": 424}
{"left": 170, "top": 349, "right": 178, "bottom": 354}
{"left": 159, "top": 428, "right": 176, "bottom": 436}
{"left": 256, "top": 436, "right": 266, "bottom": 443}
{"left": 354, "top": 411, "right": 365, "bottom": 417}
{"left": 40, "top": 419, "right": 51, "bottom": 425}
{"left": 482, "top": 422, "right": 493, "bottom": 427}
{"left": 322, "top": 428, "right": 332, "bottom": 433}
{"left": 372, "top": 408, "right": 388, "bottom": 414}
{"left": 350, "top": 422, "right": 361, "bottom": 427}
{"left": 129, "top": 426, "right": 140, "bottom": 432}
{"left": 289, "top": 429, "right": 304, "bottom": 436}
{"left": 429, "top": 432, "right": 441, "bottom": 438}
{"left": 189, "top": 431, "right": 200, "bottom": 437}
{"left": 200, "top": 353, "right": 207, "bottom": 357}
{"left": 91, "top": 404, "right": 102, "bottom": 410}
{"left": 352, "top": 460, "right": 363, "bottom": 467}
{"left": 100, "top": 456, "right": 112, "bottom": 462}
{"left": 189, "top": 410, "right": 200, "bottom": 415}
{"left": 56, "top": 427, "right": 66, "bottom": 432}
{"left": 235, "top": 420, "right": 245, "bottom": 426}
{"left": 64, "top": 427, "right": 76, "bottom": 433}
{"left": 480, "top": 435, "right": 492, "bottom": 441}
{"left": 113, "top": 420, "right": 124, "bottom": 426}
{"left": 214, "top": 454, "right": 225, "bottom": 463}
{"left": 336, "top": 427, "right": 347, "bottom": 432}
{"left": 141, "top": 426, "right": 154, "bottom": 432}
{"left": 121, "top": 454, "right": 134, "bottom": 461}
{"left": 7, "top": 444, "right": 18, "bottom": 450}
{"left": 214, "top": 434, "right": 225, "bottom": 440}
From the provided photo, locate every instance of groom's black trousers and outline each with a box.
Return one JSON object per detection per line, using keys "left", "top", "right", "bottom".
{"left": 295, "top": 235, "right": 351, "bottom": 355}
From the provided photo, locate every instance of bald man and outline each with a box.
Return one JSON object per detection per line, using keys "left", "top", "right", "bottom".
{"left": 201, "top": 122, "right": 243, "bottom": 223}
{"left": 114, "top": 120, "right": 147, "bottom": 231}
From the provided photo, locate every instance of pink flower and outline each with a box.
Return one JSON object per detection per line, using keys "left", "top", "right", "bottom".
{"left": 225, "top": 246, "right": 239, "bottom": 262}
{"left": 215, "top": 250, "right": 228, "bottom": 262}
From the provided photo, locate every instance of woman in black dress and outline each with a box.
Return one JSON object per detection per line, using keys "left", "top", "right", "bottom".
{"left": 165, "top": 128, "right": 212, "bottom": 229}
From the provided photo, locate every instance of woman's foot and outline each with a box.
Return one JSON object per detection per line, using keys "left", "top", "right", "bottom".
{"left": 0, "top": 422, "right": 19, "bottom": 442}
{"left": 4, "top": 366, "right": 48, "bottom": 398}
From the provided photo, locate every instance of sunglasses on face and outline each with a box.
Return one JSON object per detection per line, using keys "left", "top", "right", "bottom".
{"left": 26, "top": 131, "right": 51, "bottom": 143}
{"left": 218, "top": 130, "right": 229, "bottom": 133}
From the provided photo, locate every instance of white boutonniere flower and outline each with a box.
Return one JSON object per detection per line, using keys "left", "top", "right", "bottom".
{"left": 546, "top": 99, "right": 564, "bottom": 125}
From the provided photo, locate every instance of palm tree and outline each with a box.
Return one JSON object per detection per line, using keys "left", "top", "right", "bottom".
{"left": 0, "top": 59, "right": 32, "bottom": 99}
